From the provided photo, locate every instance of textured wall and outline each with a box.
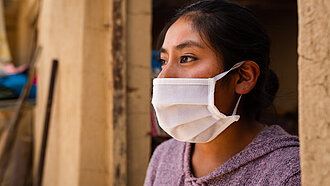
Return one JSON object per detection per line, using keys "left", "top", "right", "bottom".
{"left": 298, "top": 0, "right": 330, "bottom": 185}
{"left": 35, "top": 0, "right": 84, "bottom": 185}
{"left": 127, "top": 0, "right": 151, "bottom": 185}
{"left": 35, "top": 0, "right": 112, "bottom": 185}
{"left": 35, "top": 0, "right": 151, "bottom": 185}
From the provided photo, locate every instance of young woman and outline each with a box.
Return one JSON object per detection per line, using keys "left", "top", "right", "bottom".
{"left": 145, "top": 0, "right": 300, "bottom": 185}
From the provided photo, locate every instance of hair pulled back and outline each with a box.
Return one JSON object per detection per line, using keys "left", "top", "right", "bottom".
{"left": 157, "top": 0, "right": 279, "bottom": 118}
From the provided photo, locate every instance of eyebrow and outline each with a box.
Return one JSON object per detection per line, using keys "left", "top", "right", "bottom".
{"left": 160, "top": 40, "right": 204, "bottom": 54}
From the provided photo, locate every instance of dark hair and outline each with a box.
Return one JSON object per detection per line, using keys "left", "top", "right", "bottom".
{"left": 157, "top": 0, "right": 279, "bottom": 118}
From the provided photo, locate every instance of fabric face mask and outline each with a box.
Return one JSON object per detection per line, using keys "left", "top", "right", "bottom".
{"left": 152, "top": 61, "right": 245, "bottom": 143}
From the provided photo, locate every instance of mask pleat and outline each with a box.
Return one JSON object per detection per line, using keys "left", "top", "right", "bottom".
{"left": 162, "top": 115, "right": 218, "bottom": 142}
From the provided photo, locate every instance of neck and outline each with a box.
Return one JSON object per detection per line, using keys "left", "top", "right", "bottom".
{"left": 191, "top": 117, "right": 264, "bottom": 178}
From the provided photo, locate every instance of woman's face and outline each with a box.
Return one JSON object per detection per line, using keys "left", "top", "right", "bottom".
{"left": 159, "top": 17, "right": 238, "bottom": 115}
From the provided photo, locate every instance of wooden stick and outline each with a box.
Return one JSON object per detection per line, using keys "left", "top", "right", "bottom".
{"left": 34, "top": 59, "right": 58, "bottom": 186}
{"left": 0, "top": 47, "right": 41, "bottom": 184}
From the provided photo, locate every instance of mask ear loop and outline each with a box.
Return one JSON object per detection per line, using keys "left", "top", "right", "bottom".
{"left": 214, "top": 61, "right": 246, "bottom": 81}
{"left": 232, "top": 95, "right": 242, "bottom": 115}
{"left": 213, "top": 61, "right": 246, "bottom": 115}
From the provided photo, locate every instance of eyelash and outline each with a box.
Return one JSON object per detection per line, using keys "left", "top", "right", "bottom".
{"left": 180, "top": 56, "right": 197, "bottom": 63}
{"left": 158, "top": 55, "right": 197, "bottom": 66}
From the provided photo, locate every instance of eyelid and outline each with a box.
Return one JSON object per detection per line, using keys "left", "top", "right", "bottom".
{"left": 183, "top": 52, "right": 197, "bottom": 58}
{"left": 159, "top": 52, "right": 167, "bottom": 59}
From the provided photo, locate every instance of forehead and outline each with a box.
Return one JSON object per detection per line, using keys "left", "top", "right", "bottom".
{"left": 162, "top": 18, "right": 205, "bottom": 48}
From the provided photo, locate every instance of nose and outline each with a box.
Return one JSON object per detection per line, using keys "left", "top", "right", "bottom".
{"left": 157, "top": 61, "right": 178, "bottom": 78}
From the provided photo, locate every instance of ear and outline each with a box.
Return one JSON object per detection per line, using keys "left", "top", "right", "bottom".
{"left": 235, "top": 61, "right": 260, "bottom": 95}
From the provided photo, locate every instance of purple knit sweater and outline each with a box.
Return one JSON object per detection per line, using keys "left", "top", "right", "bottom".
{"left": 144, "top": 125, "right": 300, "bottom": 186}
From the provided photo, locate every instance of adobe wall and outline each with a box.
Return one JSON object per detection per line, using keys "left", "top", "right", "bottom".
{"left": 298, "top": 0, "right": 330, "bottom": 185}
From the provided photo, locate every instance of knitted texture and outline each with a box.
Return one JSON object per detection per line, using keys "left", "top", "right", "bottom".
{"left": 144, "top": 125, "right": 300, "bottom": 186}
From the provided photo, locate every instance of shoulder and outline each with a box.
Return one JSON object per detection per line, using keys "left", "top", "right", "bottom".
{"left": 252, "top": 125, "right": 301, "bottom": 185}
{"left": 263, "top": 144, "right": 300, "bottom": 182}
{"left": 220, "top": 125, "right": 301, "bottom": 185}
{"left": 144, "top": 139, "right": 186, "bottom": 186}
{"left": 151, "top": 138, "right": 185, "bottom": 162}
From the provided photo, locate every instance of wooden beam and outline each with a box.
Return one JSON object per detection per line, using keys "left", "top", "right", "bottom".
{"left": 112, "top": 0, "right": 127, "bottom": 185}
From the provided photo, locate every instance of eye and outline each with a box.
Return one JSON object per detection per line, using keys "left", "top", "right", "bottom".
{"left": 180, "top": 56, "right": 197, "bottom": 64}
{"left": 158, "top": 58, "right": 167, "bottom": 66}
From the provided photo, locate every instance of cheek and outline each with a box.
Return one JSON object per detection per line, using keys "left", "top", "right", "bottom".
{"left": 214, "top": 79, "right": 236, "bottom": 115}
{"left": 183, "top": 60, "right": 222, "bottom": 78}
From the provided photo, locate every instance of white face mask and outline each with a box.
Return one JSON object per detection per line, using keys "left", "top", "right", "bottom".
{"left": 152, "top": 61, "right": 245, "bottom": 143}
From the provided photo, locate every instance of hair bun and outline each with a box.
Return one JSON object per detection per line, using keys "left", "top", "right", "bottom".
{"left": 264, "top": 69, "right": 279, "bottom": 104}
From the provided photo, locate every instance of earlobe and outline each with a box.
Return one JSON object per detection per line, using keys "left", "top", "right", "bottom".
{"left": 235, "top": 61, "right": 260, "bottom": 95}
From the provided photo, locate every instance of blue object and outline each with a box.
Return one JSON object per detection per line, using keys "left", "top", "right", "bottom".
{"left": 0, "top": 74, "right": 37, "bottom": 99}
{"left": 152, "top": 51, "right": 161, "bottom": 69}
